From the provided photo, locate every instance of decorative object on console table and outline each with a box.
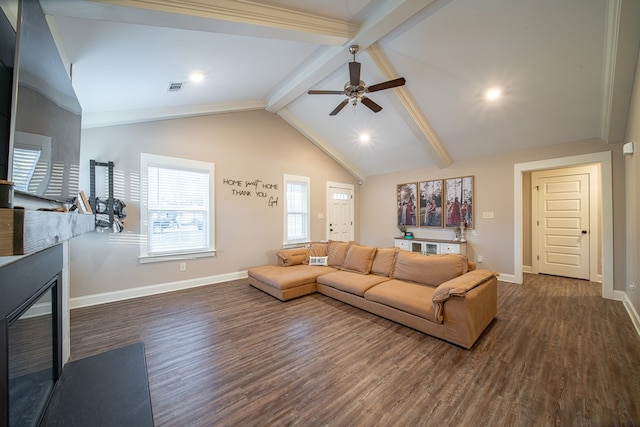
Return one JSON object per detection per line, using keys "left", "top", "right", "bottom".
{"left": 460, "top": 222, "right": 467, "bottom": 242}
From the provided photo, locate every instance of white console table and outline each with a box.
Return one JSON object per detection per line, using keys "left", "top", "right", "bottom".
{"left": 394, "top": 237, "right": 467, "bottom": 255}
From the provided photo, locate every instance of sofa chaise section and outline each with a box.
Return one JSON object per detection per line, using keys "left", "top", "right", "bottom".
{"left": 248, "top": 264, "right": 336, "bottom": 301}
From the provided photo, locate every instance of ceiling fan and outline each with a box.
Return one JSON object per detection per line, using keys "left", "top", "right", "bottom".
{"left": 307, "top": 45, "right": 406, "bottom": 116}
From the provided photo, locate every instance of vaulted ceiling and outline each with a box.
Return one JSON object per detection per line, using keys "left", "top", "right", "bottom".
{"left": 21, "top": 0, "right": 640, "bottom": 180}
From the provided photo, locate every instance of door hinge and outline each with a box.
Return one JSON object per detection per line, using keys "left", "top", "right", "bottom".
{"left": 535, "top": 185, "right": 539, "bottom": 191}
{"left": 537, "top": 255, "right": 539, "bottom": 260}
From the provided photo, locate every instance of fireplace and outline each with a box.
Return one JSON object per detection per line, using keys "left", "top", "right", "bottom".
{"left": 1, "top": 245, "right": 63, "bottom": 427}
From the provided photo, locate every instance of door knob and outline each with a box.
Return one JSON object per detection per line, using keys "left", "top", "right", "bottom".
{"left": 581, "top": 230, "right": 588, "bottom": 234}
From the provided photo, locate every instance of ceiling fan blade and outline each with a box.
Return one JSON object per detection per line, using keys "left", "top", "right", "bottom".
{"left": 367, "top": 77, "right": 406, "bottom": 93}
{"left": 329, "top": 99, "right": 349, "bottom": 116}
{"left": 308, "top": 90, "right": 344, "bottom": 95}
{"left": 361, "top": 97, "right": 382, "bottom": 113}
{"left": 349, "top": 61, "right": 361, "bottom": 87}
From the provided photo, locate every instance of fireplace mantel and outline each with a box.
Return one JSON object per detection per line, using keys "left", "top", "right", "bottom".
{"left": 0, "top": 209, "right": 95, "bottom": 256}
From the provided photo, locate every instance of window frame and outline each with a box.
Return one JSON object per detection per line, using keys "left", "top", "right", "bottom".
{"left": 283, "top": 174, "right": 310, "bottom": 247}
{"left": 139, "top": 153, "right": 215, "bottom": 263}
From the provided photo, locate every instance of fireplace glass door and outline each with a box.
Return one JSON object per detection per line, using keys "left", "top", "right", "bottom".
{"left": 8, "top": 287, "right": 54, "bottom": 426}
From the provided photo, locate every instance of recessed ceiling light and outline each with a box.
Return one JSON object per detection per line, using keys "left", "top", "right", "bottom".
{"left": 359, "top": 133, "right": 370, "bottom": 143}
{"left": 189, "top": 72, "right": 205, "bottom": 83}
{"left": 485, "top": 88, "right": 501, "bottom": 101}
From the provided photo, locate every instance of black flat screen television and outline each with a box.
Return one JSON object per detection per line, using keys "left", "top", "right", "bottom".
{"left": 9, "top": 0, "right": 81, "bottom": 203}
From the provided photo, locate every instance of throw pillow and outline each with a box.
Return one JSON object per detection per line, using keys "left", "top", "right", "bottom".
{"left": 309, "top": 256, "right": 329, "bottom": 266}
{"left": 304, "top": 242, "right": 329, "bottom": 264}
{"left": 341, "top": 244, "right": 377, "bottom": 274}
{"left": 276, "top": 248, "right": 308, "bottom": 266}
{"left": 326, "top": 240, "right": 352, "bottom": 268}
{"left": 371, "top": 247, "right": 399, "bottom": 276}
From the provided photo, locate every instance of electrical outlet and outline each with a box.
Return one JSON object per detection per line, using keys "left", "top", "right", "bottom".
{"left": 477, "top": 255, "right": 483, "bottom": 263}
{"left": 179, "top": 262, "right": 187, "bottom": 271}
{"left": 630, "top": 282, "right": 636, "bottom": 292}
{"left": 482, "top": 212, "right": 494, "bottom": 219}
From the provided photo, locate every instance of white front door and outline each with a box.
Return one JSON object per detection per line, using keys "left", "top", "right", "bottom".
{"left": 533, "top": 168, "right": 590, "bottom": 280}
{"left": 327, "top": 183, "right": 353, "bottom": 242}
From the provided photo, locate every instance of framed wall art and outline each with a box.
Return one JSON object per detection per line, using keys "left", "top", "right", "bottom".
{"left": 397, "top": 182, "right": 417, "bottom": 226}
{"left": 419, "top": 180, "right": 443, "bottom": 227}
{"left": 444, "top": 176, "right": 474, "bottom": 228}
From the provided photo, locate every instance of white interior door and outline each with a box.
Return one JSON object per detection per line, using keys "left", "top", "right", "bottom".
{"left": 327, "top": 183, "right": 353, "bottom": 242}
{"left": 533, "top": 169, "right": 590, "bottom": 279}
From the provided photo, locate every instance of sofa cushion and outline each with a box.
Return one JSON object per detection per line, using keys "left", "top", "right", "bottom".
{"left": 327, "top": 240, "right": 351, "bottom": 268}
{"left": 304, "top": 242, "right": 329, "bottom": 264}
{"left": 392, "top": 252, "right": 469, "bottom": 287}
{"left": 364, "top": 279, "right": 439, "bottom": 323}
{"left": 276, "top": 248, "right": 308, "bottom": 266}
{"left": 317, "top": 271, "right": 391, "bottom": 297}
{"left": 248, "top": 264, "right": 336, "bottom": 290}
{"left": 371, "top": 247, "right": 399, "bottom": 277}
{"left": 341, "top": 244, "right": 377, "bottom": 274}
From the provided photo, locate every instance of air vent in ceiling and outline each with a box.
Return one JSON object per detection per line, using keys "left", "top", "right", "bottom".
{"left": 168, "top": 82, "right": 184, "bottom": 92}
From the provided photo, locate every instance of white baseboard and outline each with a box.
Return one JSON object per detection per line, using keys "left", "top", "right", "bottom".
{"left": 70, "top": 271, "right": 248, "bottom": 309}
{"left": 522, "top": 265, "right": 532, "bottom": 274}
{"left": 615, "top": 290, "right": 640, "bottom": 338}
{"left": 496, "top": 272, "right": 517, "bottom": 283}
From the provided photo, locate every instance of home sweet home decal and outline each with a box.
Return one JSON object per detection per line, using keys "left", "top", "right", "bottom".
{"left": 222, "top": 177, "right": 279, "bottom": 208}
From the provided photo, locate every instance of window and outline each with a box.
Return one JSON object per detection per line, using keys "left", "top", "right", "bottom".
{"left": 283, "top": 174, "right": 310, "bottom": 245}
{"left": 140, "top": 153, "right": 215, "bottom": 262}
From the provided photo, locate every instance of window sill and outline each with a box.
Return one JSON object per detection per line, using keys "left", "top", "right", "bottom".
{"left": 139, "top": 250, "right": 216, "bottom": 264}
{"left": 282, "top": 242, "right": 310, "bottom": 249}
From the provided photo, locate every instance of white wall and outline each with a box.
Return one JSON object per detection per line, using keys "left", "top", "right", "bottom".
{"left": 69, "top": 110, "right": 357, "bottom": 304}
{"left": 359, "top": 137, "right": 627, "bottom": 287}
{"left": 624, "top": 50, "right": 640, "bottom": 316}
{"left": 69, "top": 108, "right": 633, "bottom": 305}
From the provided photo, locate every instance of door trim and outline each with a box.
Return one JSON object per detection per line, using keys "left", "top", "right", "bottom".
{"left": 514, "top": 151, "right": 613, "bottom": 299}
{"left": 531, "top": 165, "right": 599, "bottom": 281}
{"left": 326, "top": 181, "right": 354, "bottom": 241}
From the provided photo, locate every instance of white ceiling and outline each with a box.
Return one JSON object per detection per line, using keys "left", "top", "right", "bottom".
{"left": 32, "top": 0, "right": 640, "bottom": 180}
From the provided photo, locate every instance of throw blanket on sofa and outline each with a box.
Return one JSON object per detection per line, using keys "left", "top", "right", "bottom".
{"left": 432, "top": 269, "right": 498, "bottom": 322}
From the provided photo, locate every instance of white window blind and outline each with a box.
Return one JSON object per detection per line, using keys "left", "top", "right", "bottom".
{"left": 284, "top": 174, "right": 310, "bottom": 245}
{"left": 140, "top": 153, "right": 215, "bottom": 261}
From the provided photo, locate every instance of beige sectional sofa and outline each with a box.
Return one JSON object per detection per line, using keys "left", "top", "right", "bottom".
{"left": 248, "top": 241, "right": 498, "bottom": 349}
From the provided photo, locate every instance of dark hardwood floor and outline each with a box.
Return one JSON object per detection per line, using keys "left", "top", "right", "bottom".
{"left": 70, "top": 274, "right": 640, "bottom": 426}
